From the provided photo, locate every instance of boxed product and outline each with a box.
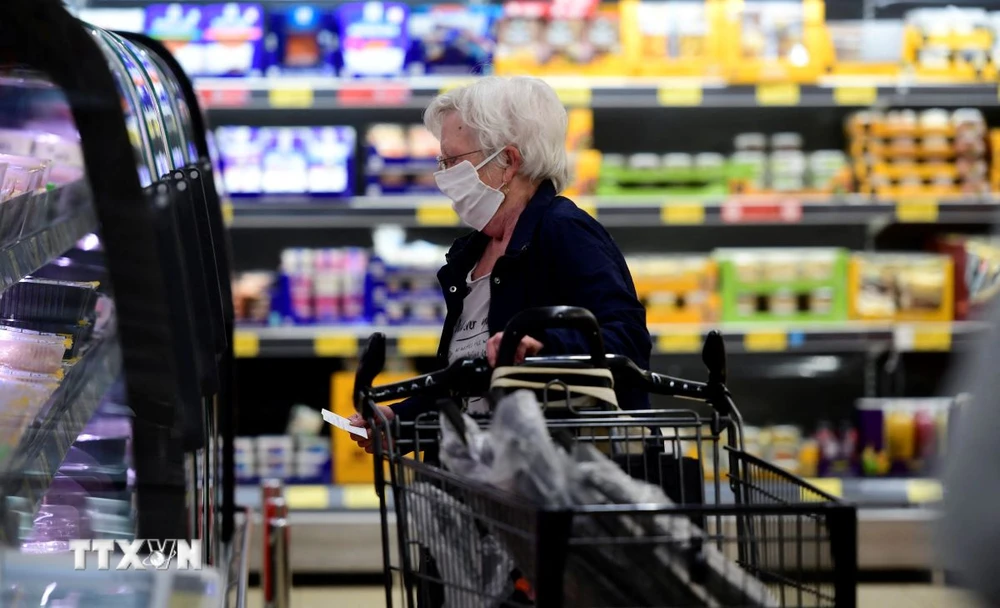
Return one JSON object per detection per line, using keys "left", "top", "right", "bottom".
{"left": 856, "top": 397, "right": 957, "bottom": 477}
{"left": 848, "top": 253, "right": 954, "bottom": 322}
{"left": 366, "top": 257, "right": 446, "bottom": 326}
{"left": 145, "top": 3, "right": 266, "bottom": 78}
{"left": 269, "top": 247, "right": 369, "bottom": 325}
{"left": 619, "top": 0, "right": 722, "bottom": 77}
{"left": 407, "top": 4, "right": 500, "bottom": 75}
{"left": 826, "top": 19, "right": 904, "bottom": 77}
{"left": 628, "top": 255, "right": 719, "bottom": 324}
{"left": 494, "top": 0, "right": 625, "bottom": 76}
{"left": 933, "top": 235, "right": 1000, "bottom": 320}
{"left": 335, "top": 2, "right": 411, "bottom": 78}
{"left": 718, "top": 0, "right": 834, "bottom": 84}
{"left": 902, "top": 8, "right": 995, "bottom": 82}
{"left": 364, "top": 124, "right": 438, "bottom": 195}
{"left": 263, "top": 5, "right": 338, "bottom": 76}
{"left": 215, "top": 126, "right": 355, "bottom": 197}
{"left": 717, "top": 248, "right": 849, "bottom": 323}
{"left": 597, "top": 152, "right": 733, "bottom": 197}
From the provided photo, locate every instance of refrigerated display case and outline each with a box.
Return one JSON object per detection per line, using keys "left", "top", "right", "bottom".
{"left": 0, "top": 0, "right": 246, "bottom": 604}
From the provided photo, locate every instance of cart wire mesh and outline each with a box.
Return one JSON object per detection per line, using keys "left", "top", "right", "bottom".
{"left": 370, "top": 407, "right": 857, "bottom": 608}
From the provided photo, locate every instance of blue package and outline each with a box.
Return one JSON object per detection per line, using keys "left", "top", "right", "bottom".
{"left": 215, "top": 126, "right": 265, "bottom": 196}
{"left": 407, "top": 4, "right": 498, "bottom": 75}
{"left": 264, "top": 5, "right": 338, "bottom": 76}
{"left": 303, "top": 127, "right": 356, "bottom": 197}
{"left": 146, "top": 3, "right": 266, "bottom": 77}
{"left": 335, "top": 2, "right": 410, "bottom": 78}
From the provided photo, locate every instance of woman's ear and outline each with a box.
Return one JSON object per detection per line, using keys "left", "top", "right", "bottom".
{"left": 503, "top": 146, "right": 522, "bottom": 182}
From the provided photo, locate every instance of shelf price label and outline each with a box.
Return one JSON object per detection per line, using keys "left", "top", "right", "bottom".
{"left": 269, "top": 86, "right": 315, "bottom": 108}
{"left": 286, "top": 486, "right": 329, "bottom": 510}
{"left": 833, "top": 86, "right": 878, "bottom": 106}
{"left": 657, "top": 86, "right": 703, "bottom": 107}
{"left": 439, "top": 78, "right": 477, "bottom": 95}
{"left": 756, "top": 83, "right": 800, "bottom": 106}
{"left": 314, "top": 334, "right": 359, "bottom": 358}
{"left": 744, "top": 330, "right": 789, "bottom": 352}
{"left": 337, "top": 83, "right": 410, "bottom": 106}
{"left": 896, "top": 198, "right": 939, "bottom": 222}
{"left": 342, "top": 485, "right": 381, "bottom": 509}
{"left": 554, "top": 87, "right": 592, "bottom": 107}
{"left": 893, "top": 324, "right": 952, "bottom": 352}
{"left": 656, "top": 331, "right": 702, "bottom": 354}
{"left": 576, "top": 199, "right": 598, "bottom": 219}
{"left": 721, "top": 199, "right": 802, "bottom": 223}
{"left": 221, "top": 199, "right": 234, "bottom": 227}
{"left": 398, "top": 334, "right": 439, "bottom": 357}
{"left": 906, "top": 479, "right": 943, "bottom": 504}
{"left": 661, "top": 202, "right": 706, "bottom": 225}
{"left": 416, "top": 201, "right": 460, "bottom": 226}
{"left": 233, "top": 330, "right": 259, "bottom": 359}
{"left": 804, "top": 478, "right": 843, "bottom": 501}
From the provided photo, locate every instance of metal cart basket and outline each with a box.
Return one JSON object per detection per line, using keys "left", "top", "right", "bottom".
{"left": 355, "top": 307, "right": 857, "bottom": 608}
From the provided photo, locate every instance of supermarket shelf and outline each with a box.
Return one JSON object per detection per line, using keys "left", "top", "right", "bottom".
{"left": 226, "top": 196, "right": 1000, "bottom": 230}
{"left": 0, "top": 333, "right": 123, "bottom": 527}
{"left": 232, "top": 321, "right": 990, "bottom": 359}
{"left": 0, "top": 184, "right": 98, "bottom": 291}
{"left": 197, "top": 76, "right": 1000, "bottom": 111}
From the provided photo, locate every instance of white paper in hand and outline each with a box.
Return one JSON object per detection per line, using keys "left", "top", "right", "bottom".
{"left": 321, "top": 409, "right": 368, "bottom": 438}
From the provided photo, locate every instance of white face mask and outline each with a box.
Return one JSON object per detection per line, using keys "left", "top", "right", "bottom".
{"left": 434, "top": 148, "right": 506, "bottom": 231}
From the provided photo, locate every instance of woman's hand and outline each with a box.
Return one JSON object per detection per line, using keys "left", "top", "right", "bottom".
{"left": 347, "top": 406, "right": 395, "bottom": 454}
{"left": 486, "top": 332, "right": 543, "bottom": 367}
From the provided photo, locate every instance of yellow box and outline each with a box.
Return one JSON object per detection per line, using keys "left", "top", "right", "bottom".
{"left": 720, "top": 0, "right": 833, "bottom": 84}
{"left": 494, "top": 3, "right": 629, "bottom": 77}
{"left": 848, "top": 253, "right": 954, "bottom": 322}
{"left": 630, "top": 256, "right": 719, "bottom": 323}
{"left": 619, "top": 0, "right": 723, "bottom": 77}
{"left": 330, "top": 370, "right": 413, "bottom": 485}
{"left": 564, "top": 149, "right": 602, "bottom": 197}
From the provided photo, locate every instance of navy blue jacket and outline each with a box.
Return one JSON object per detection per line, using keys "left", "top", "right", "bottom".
{"left": 391, "top": 180, "right": 651, "bottom": 419}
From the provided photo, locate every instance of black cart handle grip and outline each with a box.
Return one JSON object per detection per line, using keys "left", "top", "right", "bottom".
{"left": 496, "top": 306, "right": 605, "bottom": 368}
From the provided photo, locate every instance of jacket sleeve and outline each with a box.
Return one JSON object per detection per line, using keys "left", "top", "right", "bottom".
{"left": 534, "top": 212, "right": 652, "bottom": 372}
{"left": 390, "top": 394, "right": 434, "bottom": 421}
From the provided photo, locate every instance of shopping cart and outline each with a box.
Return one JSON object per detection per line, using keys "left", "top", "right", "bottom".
{"left": 356, "top": 306, "right": 857, "bottom": 608}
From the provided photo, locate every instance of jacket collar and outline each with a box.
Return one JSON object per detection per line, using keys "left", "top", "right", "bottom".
{"left": 444, "top": 179, "right": 557, "bottom": 269}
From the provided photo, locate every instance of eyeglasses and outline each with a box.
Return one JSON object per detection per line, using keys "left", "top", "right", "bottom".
{"left": 435, "top": 149, "right": 483, "bottom": 172}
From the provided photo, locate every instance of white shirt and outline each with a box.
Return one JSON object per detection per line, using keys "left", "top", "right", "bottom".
{"left": 447, "top": 271, "right": 491, "bottom": 414}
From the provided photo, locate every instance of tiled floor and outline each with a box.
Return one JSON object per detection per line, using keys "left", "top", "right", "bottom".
{"left": 245, "top": 585, "right": 984, "bottom": 607}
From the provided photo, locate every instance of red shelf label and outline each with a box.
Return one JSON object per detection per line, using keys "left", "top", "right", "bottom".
{"left": 721, "top": 199, "right": 803, "bottom": 223}
{"left": 196, "top": 88, "right": 251, "bottom": 109}
{"left": 337, "top": 84, "right": 411, "bottom": 106}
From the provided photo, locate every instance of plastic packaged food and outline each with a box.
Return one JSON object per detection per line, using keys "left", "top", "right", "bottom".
{"left": 0, "top": 278, "right": 100, "bottom": 323}
{"left": 0, "top": 326, "right": 69, "bottom": 374}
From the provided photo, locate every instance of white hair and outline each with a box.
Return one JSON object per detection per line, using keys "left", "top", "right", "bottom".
{"left": 424, "top": 76, "right": 570, "bottom": 192}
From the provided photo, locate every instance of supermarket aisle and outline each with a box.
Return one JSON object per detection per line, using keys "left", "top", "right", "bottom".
{"left": 245, "top": 585, "right": 984, "bottom": 607}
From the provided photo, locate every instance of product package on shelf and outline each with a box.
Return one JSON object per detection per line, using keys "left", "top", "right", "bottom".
{"left": 619, "top": 0, "right": 722, "bottom": 77}
{"left": 406, "top": 4, "right": 500, "bottom": 75}
{"left": 848, "top": 252, "right": 954, "bottom": 322}
{"left": 934, "top": 234, "right": 1000, "bottom": 320}
{"left": 234, "top": 433, "right": 331, "bottom": 484}
{"left": 263, "top": 5, "right": 338, "bottom": 76}
{"left": 716, "top": 248, "right": 849, "bottom": 323}
{"left": 494, "top": 0, "right": 626, "bottom": 76}
{"left": 215, "top": 126, "right": 355, "bottom": 197}
{"left": 856, "top": 397, "right": 960, "bottom": 478}
{"left": 902, "top": 7, "right": 996, "bottom": 82}
{"left": 145, "top": 3, "right": 267, "bottom": 78}
{"left": 628, "top": 255, "right": 719, "bottom": 324}
{"left": 268, "top": 247, "right": 369, "bottom": 326}
{"left": 825, "top": 18, "right": 904, "bottom": 78}
{"left": 365, "top": 255, "right": 446, "bottom": 326}
{"left": 848, "top": 108, "right": 990, "bottom": 198}
{"left": 335, "top": 2, "right": 410, "bottom": 78}
{"left": 719, "top": 0, "right": 834, "bottom": 84}
{"left": 364, "top": 123, "right": 439, "bottom": 195}
{"left": 731, "top": 132, "right": 850, "bottom": 195}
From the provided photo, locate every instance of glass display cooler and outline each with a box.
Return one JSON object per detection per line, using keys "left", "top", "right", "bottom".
{"left": 0, "top": 0, "right": 246, "bottom": 605}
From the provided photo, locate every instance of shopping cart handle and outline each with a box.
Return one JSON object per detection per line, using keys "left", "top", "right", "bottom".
{"left": 366, "top": 357, "right": 492, "bottom": 404}
{"left": 497, "top": 306, "right": 605, "bottom": 367}
{"left": 703, "top": 330, "right": 727, "bottom": 386}
{"left": 354, "top": 333, "right": 387, "bottom": 412}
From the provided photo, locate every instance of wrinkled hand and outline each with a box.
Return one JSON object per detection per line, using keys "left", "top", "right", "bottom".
{"left": 347, "top": 405, "right": 395, "bottom": 454}
{"left": 486, "top": 332, "right": 543, "bottom": 367}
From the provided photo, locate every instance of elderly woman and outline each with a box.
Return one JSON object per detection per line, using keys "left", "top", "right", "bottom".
{"left": 351, "top": 76, "right": 650, "bottom": 445}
